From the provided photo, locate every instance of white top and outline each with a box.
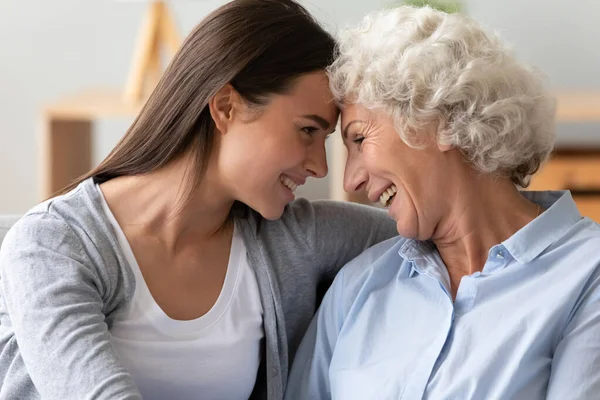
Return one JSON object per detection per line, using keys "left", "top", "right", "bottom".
{"left": 97, "top": 185, "right": 264, "bottom": 400}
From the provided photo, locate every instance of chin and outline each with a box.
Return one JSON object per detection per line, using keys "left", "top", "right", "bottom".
{"left": 254, "top": 202, "right": 287, "bottom": 221}
{"left": 396, "top": 220, "right": 418, "bottom": 239}
{"left": 261, "top": 210, "right": 284, "bottom": 221}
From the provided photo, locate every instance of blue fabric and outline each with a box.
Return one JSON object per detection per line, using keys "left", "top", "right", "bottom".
{"left": 286, "top": 191, "right": 600, "bottom": 400}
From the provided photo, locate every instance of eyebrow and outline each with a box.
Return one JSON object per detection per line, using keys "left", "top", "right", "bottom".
{"left": 302, "top": 114, "right": 331, "bottom": 130}
{"left": 342, "top": 120, "right": 365, "bottom": 140}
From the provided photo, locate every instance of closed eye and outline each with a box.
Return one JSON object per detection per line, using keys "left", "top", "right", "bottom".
{"left": 302, "top": 126, "right": 319, "bottom": 135}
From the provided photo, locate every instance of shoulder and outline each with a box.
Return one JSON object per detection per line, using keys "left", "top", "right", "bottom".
{"left": 281, "top": 198, "right": 395, "bottom": 234}
{"left": 298, "top": 199, "right": 390, "bottom": 220}
{"left": 534, "top": 217, "right": 600, "bottom": 311}
{"left": 572, "top": 217, "right": 600, "bottom": 239}
{"left": 3, "top": 179, "right": 107, "bottom": 254}
{"left": 551, "top": 220, "right": 600, "bottom": 332}
{"left": 332, "top": 236, "right": 406, "bottom": 303}
{"left": 280, "top": 198, "right": 389, "bottom": 221}
{"left": 251, "top": 199, "right": 396, "bottom": 253}
{"left": 569, "top": 219, "right": 600, "bottom": 277}
{"left": 246, "top": 198, "right": 392, "bottom": 232}
{"left": 339, "top": 236, "right": 406, "bottom": 282}
{"left": 2, "top": 210, "right": 83, "bottom": 255}
{"left": 0, "top": 179, "right": 134, "bottom": 306}
{"left": 553, "top": 217, "right": 600, "bottom": 264}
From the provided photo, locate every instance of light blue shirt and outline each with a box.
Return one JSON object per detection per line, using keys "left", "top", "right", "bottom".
{"left": 285, "top": 191, "right": 600, "bottom": 400}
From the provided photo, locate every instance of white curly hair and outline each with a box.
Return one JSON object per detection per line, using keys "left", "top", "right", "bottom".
{"left": 327, "top": 6, "right": 556, "bottom": 187}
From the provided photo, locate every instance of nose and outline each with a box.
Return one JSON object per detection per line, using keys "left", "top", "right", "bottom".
{"left": 343, "top": 154, "right": 368, "bottom": 193}
{"left": 305, "top": 138, "right": 329, "bottom": 178}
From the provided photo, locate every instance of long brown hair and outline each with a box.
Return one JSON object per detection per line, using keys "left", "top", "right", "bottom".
{"left": 56, "top": 0, "right": 335, "bottom": 202}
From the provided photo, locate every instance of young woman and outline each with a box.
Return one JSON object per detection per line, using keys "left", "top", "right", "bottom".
{"left": 0, "top": 1, "right": 396, "bottom": 399}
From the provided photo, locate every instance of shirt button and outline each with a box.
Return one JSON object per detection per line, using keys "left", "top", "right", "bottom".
{"left": 497, "top": 250, "right": 504, "bottom": 259}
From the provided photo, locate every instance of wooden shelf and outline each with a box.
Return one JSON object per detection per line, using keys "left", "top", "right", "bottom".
{"left": 44, "top": 88, "right": 145, "bottom": 120}
{"left": 44, "top": 89, "right": 598, "bottom": 122}
{"left": 555, "top": 92, "right": 600, "bottom": 122}
{"left": 528, "top": 154, "right": 600, "bottom": 191}
{"left": 38, "top": 0, "right": 182, "bottom": 199}
{"left": 40, "top": 88, "right": 149, "bottom": 199}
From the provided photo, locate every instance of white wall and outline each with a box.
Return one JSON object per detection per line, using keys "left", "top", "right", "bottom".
{"left": 1, "top": 0, "right": 599, "bottom": 214}
{"left": 466, "top": 0, "right": 600, "bottom": 147}
{"left": 0, "top": 0, "right": 226, "bottom": 214}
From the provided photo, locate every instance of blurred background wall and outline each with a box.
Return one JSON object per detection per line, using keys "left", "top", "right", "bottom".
{"left": 0, "top": 0, "right": 598, "bottom": 213}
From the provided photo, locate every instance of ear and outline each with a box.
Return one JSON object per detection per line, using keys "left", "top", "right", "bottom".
{"left": 208, "top": 84, "right": 241, "bottom": 134}
{"left": 434, "top": 121, "right": 453, "bottom": 152}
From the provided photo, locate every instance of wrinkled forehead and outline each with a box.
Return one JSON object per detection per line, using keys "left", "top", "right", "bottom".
{"left": 340, "top": 103, "right": 374, "bottom": 126}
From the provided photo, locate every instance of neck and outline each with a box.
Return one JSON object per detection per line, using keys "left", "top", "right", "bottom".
{"left": 432, "top": 174, "right": 539, "bottom": 280}
{"left": 100, "top": 152, "right": 235, "bottom": 253}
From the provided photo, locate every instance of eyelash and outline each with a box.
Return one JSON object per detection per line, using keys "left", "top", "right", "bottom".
{"left": 302, "top": 127, "right": 319, "bottom": 135}
{"left": 353, "top": 136, "right": 364, "bottom": 146}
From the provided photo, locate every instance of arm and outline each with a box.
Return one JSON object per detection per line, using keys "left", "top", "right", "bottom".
{"left": 546, "top": 274, "right": 600, "bottom": 399}
{"left": 284, "top": 269, "right": 346, "bottom": 400}
{"left": 312, "top": 200, "right": 397, "bottom": 281}
{"left": 0, "top": 214, "right": 141, "bottom": 399}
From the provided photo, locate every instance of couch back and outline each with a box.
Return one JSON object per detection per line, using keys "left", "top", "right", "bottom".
{"left": 0, "top": 215, "right": 20, "bottom": 248}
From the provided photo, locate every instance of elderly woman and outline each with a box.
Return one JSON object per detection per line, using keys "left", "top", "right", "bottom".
{"left": 285, "top": 6, "right": 600, "bottom": 400}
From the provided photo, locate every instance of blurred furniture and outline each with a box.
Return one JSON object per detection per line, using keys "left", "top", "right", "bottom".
{"left": 330, "top": 91, "right": 600, "bottom": 220}
{"left": 0, "top": 215, "right": 20, "bottom": 247}
{"left": 528, "top": 92, "right": 600, "bottom": 221}
{"left": 123, "top": 0, "right": 180, "bottom": 104}
{"left": 553, "top": 92, "right": 600, "bottom": 122}
{"left": 40, "top": 1, "right": 180, "bottom": 200}
{"left": 529, "top": 149, "right": 600, "bottom": 221}
{"left": 40, "top": 90, "right": 143, "bottom": 199}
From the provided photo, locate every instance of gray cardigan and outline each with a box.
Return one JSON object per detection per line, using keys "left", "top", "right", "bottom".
{"left": 0, "top": 178, "right": 397, "bottom": 400}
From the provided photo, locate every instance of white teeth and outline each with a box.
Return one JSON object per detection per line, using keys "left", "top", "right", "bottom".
{"left": 281, "top": 176, "right": 298, "bottom": 192}
{"left": 379, "top": 184, "right": 397, "bottom": 207}
{"left": 380, "top": 192, "right": 390, "bottom": 206}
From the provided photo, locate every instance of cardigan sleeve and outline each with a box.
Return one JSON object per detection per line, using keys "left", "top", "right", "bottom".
{"left": 0, "top": 212, "right": 141, "bottom": 399}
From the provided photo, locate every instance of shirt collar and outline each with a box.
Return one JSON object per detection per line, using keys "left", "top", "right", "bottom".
{"left": 502, "top": 191, "right": 582, "bottom": 264}
{"left": 398, "top": 190, "right": 583, "bottom": 272}
{"left": 399, "top": 239, "right": 441, "bottom": 278}
{"left": 398, "top": 239, "right": 435, "bottom": 261}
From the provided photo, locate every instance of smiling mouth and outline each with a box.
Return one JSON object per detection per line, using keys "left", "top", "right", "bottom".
{"left": 280, "top": 176, "right": 298, "bottom": 192}
{"left": 379, "top": 184, "right": 397, "bottom": 207}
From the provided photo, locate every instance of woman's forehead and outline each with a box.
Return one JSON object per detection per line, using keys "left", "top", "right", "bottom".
{"left": 340, "top": 104, "right": 373, "bottom": 123}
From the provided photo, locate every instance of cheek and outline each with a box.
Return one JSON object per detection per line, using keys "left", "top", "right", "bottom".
{"left": 346, "top": 144, "right": 367, "bottom": 168}
{"left": 260, "top": 134, "right": 307, "bottom": 174}
{"left": 344, "top": 149, "right": 359, "bottom": 176}
{"left": 362, "top": 145, "right": 387, "bottom": 176}
{"left": 279, "top": 135, "right": 308, "bottom": 163}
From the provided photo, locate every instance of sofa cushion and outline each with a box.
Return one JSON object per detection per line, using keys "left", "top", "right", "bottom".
{"left": 0, "top": 215, "right": 21, "bottom": 248}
